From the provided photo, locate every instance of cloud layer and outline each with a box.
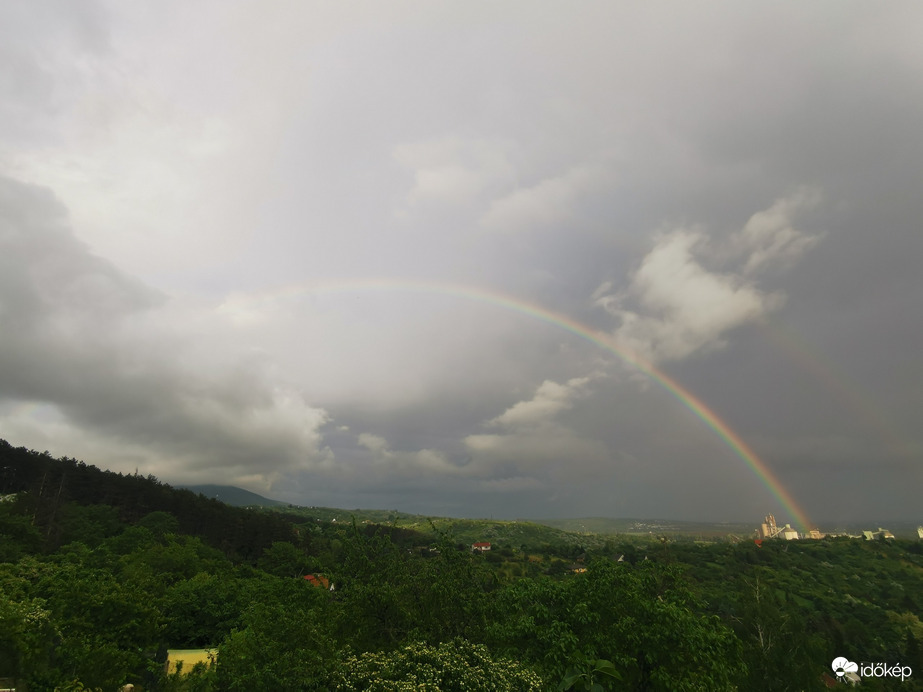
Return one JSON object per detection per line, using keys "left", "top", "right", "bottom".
{"left": 1, "top": 3, "right": 921, "bottom": 522}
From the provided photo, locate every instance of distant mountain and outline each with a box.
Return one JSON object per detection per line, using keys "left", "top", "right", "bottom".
{"left": 180, "top": 484, "right": 287, "bottom": 508}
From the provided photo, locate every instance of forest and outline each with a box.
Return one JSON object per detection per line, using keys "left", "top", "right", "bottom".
{"left": 1, "top": 438, "right": 921, "bottom": 691}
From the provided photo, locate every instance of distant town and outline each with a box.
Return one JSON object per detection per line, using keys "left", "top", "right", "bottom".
{"left": 757, "top": 513, "right": 923, "bottom": 542}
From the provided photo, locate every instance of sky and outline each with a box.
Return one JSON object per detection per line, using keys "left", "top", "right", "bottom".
{"left": 1, "top": 2, "right": 921, "bottom": 526}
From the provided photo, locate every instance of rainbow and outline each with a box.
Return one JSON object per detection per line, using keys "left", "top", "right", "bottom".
{"left": 221, "top": 277, "right": 814, "bottom": 532}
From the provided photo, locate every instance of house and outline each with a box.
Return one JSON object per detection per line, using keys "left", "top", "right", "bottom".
{"left": 304, "top": 574, "right": 331, "bottom": 589}
{"left": 471, "top": 542, "right": 491, "bottom": 552}
{"left": 164, "top": 649, "right": 217, "bottom": 675}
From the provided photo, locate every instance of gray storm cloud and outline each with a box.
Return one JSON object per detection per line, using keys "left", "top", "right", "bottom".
{"left": 1, "top": 2, "right": 921, "bottom": 521}
{"left": 0, "top": 174, "right": 331, "bottom": 487}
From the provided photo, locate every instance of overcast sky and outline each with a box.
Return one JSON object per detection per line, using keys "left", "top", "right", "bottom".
{"left": 2, "top": 2, "right": 921, "bottom": 525}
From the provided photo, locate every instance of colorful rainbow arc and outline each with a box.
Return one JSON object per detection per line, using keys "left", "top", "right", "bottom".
{"left": 226, "top": 277, "right": 814, "bottom": 533}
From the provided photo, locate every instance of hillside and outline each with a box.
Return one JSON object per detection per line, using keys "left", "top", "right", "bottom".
{"left": 0, "top": 439, "right": 305, "bottom": 560}
{"left": 259, "top": 504, "right": 607, "bottom": 552}
{"left": 179, "top": 484, "right": 286, "bottom": 508}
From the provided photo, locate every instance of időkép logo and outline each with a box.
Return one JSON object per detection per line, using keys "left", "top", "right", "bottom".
{"left": 832, "top": 656, "right": 912, "bottom": 682}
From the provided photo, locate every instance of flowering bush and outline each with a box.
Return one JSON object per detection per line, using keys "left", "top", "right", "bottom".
{"left": 333, "top": 639, "right": 545, "bottom": 691}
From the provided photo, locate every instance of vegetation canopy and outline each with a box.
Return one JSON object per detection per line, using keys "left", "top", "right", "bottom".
{"left": 1, "top": 440, "right": 921, "bottom": 691}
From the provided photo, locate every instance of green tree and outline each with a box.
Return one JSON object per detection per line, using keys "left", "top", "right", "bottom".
{"left": 119, "top": 534, "right": 226, "bottom": 591}
{"left": 0, "top": 587, "right": 57, "bottom": 680}
{"left": 333, "top": 525, "right": 416, "bottom": 650}
{"left": 257, "top": 540, "right": 312, "bottom": 578}
{"left": 489, "top": 560, "right": 746, "bottom": 691}
{"left": 33, "top": 560, "right": 163, "bottom": 689}
{"left": 0, "top": 503, "right": 42, "bottom": 563}
{"left": 216, "top": 582, "right": 335, "bottom": 691}
{"left": 138, "top": 510, "right": 181, "bottom": 539}
{"left": 728, "top": 574, "right": 825, "bottom": 692}
{"left": 56, "top": 503, "right": 122, "bottom": 548}
{"left": 163, "top": 571, "right": 247, "bottom": 647}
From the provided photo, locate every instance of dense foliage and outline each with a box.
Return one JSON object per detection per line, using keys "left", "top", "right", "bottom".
{"left": 1, "top": 440, "right": 922, "bottom": 691}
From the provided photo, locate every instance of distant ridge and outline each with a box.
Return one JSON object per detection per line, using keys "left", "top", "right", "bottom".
{"left": 532, "top": 517, "right": 758, "bottom": 536}
{"left": 180, "top": 484, "right": 286, "bottom": 508}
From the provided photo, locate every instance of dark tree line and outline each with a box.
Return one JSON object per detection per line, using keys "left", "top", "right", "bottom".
{"left": 0, "top": 439, "right": 306, "bottom": 561}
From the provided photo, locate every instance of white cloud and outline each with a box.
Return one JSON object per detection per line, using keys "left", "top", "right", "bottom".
{"left": 595, "top": 192, "right": 820, "bottom": 363}
{"left": 734, "top": 188, "right": 822, "bottom": 275}
{"left": 488, "top": 376, "right": 590, "bottom": 429}
{"left": 479, "top": 164, "right": 610, "bottom": 233}
{"left": 458, "top": 375, "right": 611, "bottom": 490}
{"left": 357, "top": 432, "right": 390, "bottom": 456}
{"left": 392, "top": 136, "right": 516, "bottom": 211}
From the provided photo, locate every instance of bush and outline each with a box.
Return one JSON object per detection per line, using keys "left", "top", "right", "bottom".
{"left": 332, "top": 639, "right": 545, "bottom": 691}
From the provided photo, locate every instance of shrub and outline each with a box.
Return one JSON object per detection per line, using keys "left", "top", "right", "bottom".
{"left": 333, "top": 639, "right": 545, "bottom": 691}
